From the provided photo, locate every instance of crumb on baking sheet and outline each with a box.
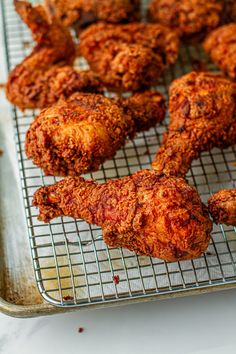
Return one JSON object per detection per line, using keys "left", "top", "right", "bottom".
{"left": 0, "top": 83, "right": 6, "bottom": 90}
{"left": 143, "top": 148, "right": 150, "bottom": 155}
{"left": 0, "top": 150, "right": 3, "bottom": 157}
{"left": 78, "top": 327, "right": 84, "bottom": 333}
{"left": 112, "top": 275, "right": 120, "bottom": 285}
{"left": 22, "top": 40, "right": 31, "bottom": 48}
{"left": 205, "top": 251, "right": 213, "bottom": 256}
{"left": 63, "top": 295, "right": 74, "bottom": 301}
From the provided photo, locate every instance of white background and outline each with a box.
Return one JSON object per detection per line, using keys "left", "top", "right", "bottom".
{"left": 0, "top": 9, "right": 236, "bottom": 354}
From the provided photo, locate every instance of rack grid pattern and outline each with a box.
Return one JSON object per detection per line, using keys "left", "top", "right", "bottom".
{"left": 1, "top": 0, "right": 236, "bottom": 307}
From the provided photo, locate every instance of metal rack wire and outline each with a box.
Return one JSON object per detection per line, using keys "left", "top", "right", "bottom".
{"left": 1, "top": 0, "right": 236, "bottom": 308}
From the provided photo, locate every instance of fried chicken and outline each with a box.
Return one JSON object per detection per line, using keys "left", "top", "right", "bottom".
{"left": 79, "top": 22, "right": 179, "bottom": 91}
{"left": 25, "top": 91, "right": 165, "bottom": 176}
{"left": 204, "top": 23, "right": 236, "bottom": 80}
{"left": 152, "top": 71, "right": 236, "bottom": 176}
{"left": 6, "top": 1, "right": 102, "bottom": 110}
{"left": 208, "top": 189, "right": 236, "bottom": 226}
{"left": 45, "top": 0, "right": 140, "bottom": 30}
{"left": 33, "top": 170, "right": 212, "bottom": 261}
{"left": 148, "top": 0, "right": 222, "bottom": 41}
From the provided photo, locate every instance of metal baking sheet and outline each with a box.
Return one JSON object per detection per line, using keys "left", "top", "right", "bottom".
{"left": 0, "top": 0, "right": 236, "bottom": 317}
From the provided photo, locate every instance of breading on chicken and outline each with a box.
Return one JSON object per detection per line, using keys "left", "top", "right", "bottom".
{"left": 204, "top": 23, "right": 236, "bottom": 80}
{"left": 25, "top": 91, "right": 166, "bottom": 176}
{"left": 208, "top": 189, "right": 236, "bottom": 226}
{"left": 6, "top": 1, "right": 103, "bottom": 110}
{"left": 45, "top": 0, "right": 140, "bottom": 29}
{"left": 152, "top": 71, "right": 236, "bottom": 176}
{"left": 79, "top": 22, "right": 180, "bottom": 91}
{"left": 33, "top": 170, "right": 212, "bottom": 261}
{"left": 148, "top": 0, "right": 222, "bottom": 40}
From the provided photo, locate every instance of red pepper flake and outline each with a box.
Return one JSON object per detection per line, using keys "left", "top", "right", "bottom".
{"left": 0, "top": 149, "right": 3, "bottom": 157}
{"left": 63, "top": 295, "right": 74, "bottom": 301}
{"left": 78, "top": 327, "right": 84, "bottom": 333}
{"left": 113, "top": 275, "right": 120, "bottom": 285}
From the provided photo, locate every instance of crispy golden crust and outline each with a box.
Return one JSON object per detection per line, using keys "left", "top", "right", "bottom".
{"left": 45, "top": 0, "right": 140, "bottom": 28}
{"left": 6, "top": 1, "right": 103, "bottom": 110}
{"left": 204, "top": 24, "right": 236, "bottom": 80}
{"left": 148, "top": 0, "right": 222, "bottom": 40}
{"left": 25, "top": 91, "right": 165, "bottom": 176}
{"left": 118, "top": 90, "right": 166, "bottom": 132}
{"left": 7, "top": 65, "right": 103, "bottom": 110}
{"left": 33, "top": 170, "right": 212, "bottom": 261}
{"left": 81, "top": 42, "right": 165, "bottom": 92}
{"left": 152, "top": 71, "right": 236, "bottom": 176}
{"left": 208, "top": 189, "right": 236, "bottom": 226}
{"left": 79, "top": 22, "right": 179, "bottom": 91}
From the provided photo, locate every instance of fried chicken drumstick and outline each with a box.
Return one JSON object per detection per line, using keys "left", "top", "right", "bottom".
{"left": 208, "top": 189, "right": 236, "bottom": 226}
{"left": 204, "top": 24, "right": 236, "bottom": 80}
{"left": 79, "top": 22, "right": 179, "bottom": 91}
{"left": 148, "top": 0, "right": 222, "bottom": 41}
{"left": 33, "top": 170, "right": 212, "bottom": 261}
{"left": 152, "top": 71, "right": 236, "bottom": 176}
{"left": 45, "top": 0, "right": 140, "bottom": 30}
{"left": 6, "top": 1, "right": 102, "bottom": 110}
{"left": 25, "top": 91, "right": 165, "bottom": 176}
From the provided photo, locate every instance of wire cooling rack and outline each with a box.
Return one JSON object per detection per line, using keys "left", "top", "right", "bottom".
{"left": 1, "top": 0, "right": 236, "bottom": 308}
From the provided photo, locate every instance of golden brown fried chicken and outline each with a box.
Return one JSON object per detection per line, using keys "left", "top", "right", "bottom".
{"left": 79, "top": 22, "right": 179, "bottom": 91}
{"left": 152, "top": 71, "right": 236, "bottom": 176}
{"left": 208, "top": 189, "right": 236, "bottom": 226}
{"left": 148, "top": 0, "right": 222, "bottom": 41}
{"left": 204, "top": 24, "right": 236, "bottom": 80}
{"left": 25, "top": 91, "right": 165, "bottom": 176}
{"left": 6, "top": 1, "right": 102, "bottom": 110}
{"left": 33, "top": 170, "right": 212, "bottom": 261}
{"left": 45, "top": 0, "right": 140, "bottom": 29}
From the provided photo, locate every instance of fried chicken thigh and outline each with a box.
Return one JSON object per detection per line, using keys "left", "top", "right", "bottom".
{"left": 79, "top": 22, "right": 179, "bottom": 91}
{"left": 26, "top": 91, "right": 165, "bottom": 176}
{"left": 45, "top": 0, "right": 140, "bottom": 29}
{"left": 208, "top": 189, "right": 236, "bottom": 226}
{"left": 6, "top": 1, "right": 102, "bottom": 110}
{"left": 148, "top": 0, "right": 222, "bottom": 41}
{"left": 204, "top": 24, "right": 236, "bottom": 80}
{"left": 33, "top": 170, "right": 212, "bottom": 261}
{"left": 152, "top": 71, "right": 236, "bottom": 176}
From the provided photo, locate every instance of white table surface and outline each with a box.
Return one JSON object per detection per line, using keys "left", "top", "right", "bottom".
{"left": 0, "top": 10, "right": 236, "bottom": 354}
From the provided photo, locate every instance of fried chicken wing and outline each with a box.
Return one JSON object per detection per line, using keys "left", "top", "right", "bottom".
{"left": 45, "top": 0, "right": 140, "bottom": 29}
{"left": 25, "top": 91, "right": 165, "bottom": 176}
{"left": 204, "top": 24, "right": 236, "bottom": 80}
{"left": 6, "top": 1, "right": 102, "bottom": 110}
{"left": 148, "top": 0, "right": 222, "bottom": 41}
{"left": 33, "top": 170, "right": 212, "bottom": 261}
{"left": 79, "top": 22, "right": 179, "bottom": 91}
{"left": 208, "top": 189, "right": 236, "bottom": 226}
{"left": 152, "top": 71, "right": 236, "bottom": 176}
